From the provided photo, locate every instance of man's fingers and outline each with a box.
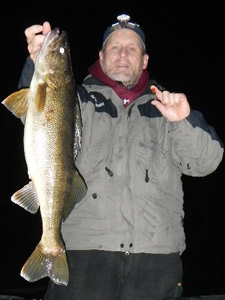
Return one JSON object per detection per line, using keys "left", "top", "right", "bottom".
{"left": 25, "top": 22, "right": 51, "bottom": 44}
{"left": 25, "top": 25, "right": 43, "bottom": 43}
{"left": 42, "top": 21, "right": 51, "bottom": 35}
{"left": 27, "top": 34, "right": 45, "bottom": 54}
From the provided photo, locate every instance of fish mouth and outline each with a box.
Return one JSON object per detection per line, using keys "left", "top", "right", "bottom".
{"left": 44, "top": 28, "right": 67, "bottom": 45}
{"left": 44, "top": 28, "right": 60, "bottom": 45}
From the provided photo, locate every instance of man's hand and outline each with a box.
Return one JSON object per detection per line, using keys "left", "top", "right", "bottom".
{"left": 25, "top": 21, "right": 51, "bottom": 63}
{"left": 151, "top": 85, "right": 190, "bottom": 122}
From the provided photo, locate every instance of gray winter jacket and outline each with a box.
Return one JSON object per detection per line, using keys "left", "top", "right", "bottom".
{"left": 61, "top": 74, "right": 223, "bottom": 255}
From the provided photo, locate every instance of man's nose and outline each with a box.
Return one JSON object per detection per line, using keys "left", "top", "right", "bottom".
{"left": 119, "top": 47, "right": 127, "bottom": 57}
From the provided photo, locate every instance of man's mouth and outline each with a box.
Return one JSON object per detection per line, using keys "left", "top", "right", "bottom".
{"left": 115, "top": 63, "right": 129, "bottom": 69}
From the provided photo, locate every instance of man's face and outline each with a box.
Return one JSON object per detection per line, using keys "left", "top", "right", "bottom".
{"left": 99, "top": 29, "right": 149, "bottom": 86}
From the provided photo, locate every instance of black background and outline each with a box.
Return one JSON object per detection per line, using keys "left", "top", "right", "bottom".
{"left": 0, "top": 1, "right": 224, "bottom": 298}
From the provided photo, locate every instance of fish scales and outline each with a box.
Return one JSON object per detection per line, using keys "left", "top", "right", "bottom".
{"left": 2, "top": 29, "right": 87, "bottom": 285}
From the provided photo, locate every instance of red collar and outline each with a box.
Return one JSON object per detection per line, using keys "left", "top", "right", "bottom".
{"left": 88, "top": 59, "right": 149, "bottom": 107}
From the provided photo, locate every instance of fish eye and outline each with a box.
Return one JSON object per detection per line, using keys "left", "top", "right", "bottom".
{"left": 59, "top": 47, "right": 65, "bottom": 54}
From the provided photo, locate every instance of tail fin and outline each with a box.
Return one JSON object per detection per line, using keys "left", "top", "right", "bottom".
{"left": 21, "top": 242, "right": 69, "bottom": 286}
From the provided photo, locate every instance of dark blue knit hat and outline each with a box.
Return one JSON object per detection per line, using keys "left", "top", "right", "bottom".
{"left": 102, "top": 14, "right": 146, "bottom": 50}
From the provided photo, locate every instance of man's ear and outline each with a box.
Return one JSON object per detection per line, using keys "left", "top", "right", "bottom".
{"left": 99, "top": 50, "right": 103, "bottom": 61}
{"left": 143, "top": 54, "right": 149, "bottom": 70}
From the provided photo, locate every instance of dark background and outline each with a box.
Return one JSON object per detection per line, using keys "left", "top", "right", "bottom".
{"left": 0, "top": 1, "right": 224, "bottom": 298}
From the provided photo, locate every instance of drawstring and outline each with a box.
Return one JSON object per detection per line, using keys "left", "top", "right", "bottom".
{"left": 145, "top": 169, "right": 149, "bottom": 182}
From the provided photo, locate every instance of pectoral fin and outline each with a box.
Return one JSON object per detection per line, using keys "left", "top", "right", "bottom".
{"left": 2, "top": 88, "right": 29, "bottom": 118}
{"left": 11, "top": 181, "right": 39, "bottom": 214}
{"left": 35, "top": 82, "right": 47, "bottom": 113}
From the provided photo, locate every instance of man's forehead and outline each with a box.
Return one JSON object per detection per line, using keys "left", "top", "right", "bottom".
{"left": 106, "top": 29, "right": 142, "bottom": 45}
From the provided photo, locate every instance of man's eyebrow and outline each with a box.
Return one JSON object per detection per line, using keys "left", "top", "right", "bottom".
{"left": 110, "top": 41, "right": 138, "bottom": 46}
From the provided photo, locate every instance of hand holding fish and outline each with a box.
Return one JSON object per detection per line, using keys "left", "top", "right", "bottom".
{"left": 25, "top": 21, "right": 51, "bottom": 62}
{"left": 151, "top": 85, "right": 190, "bottom": 122}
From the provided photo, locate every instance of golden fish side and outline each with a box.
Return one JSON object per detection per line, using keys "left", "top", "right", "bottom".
{"left": 2, "top": 29, "right": 87, "bottom": 286}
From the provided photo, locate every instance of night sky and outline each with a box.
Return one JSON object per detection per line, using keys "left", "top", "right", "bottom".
{"left": 1, "top": 1, "right": 224, "bottom": 298}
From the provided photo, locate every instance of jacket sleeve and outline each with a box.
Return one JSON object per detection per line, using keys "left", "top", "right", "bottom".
{"left": 170, "top": 110, "right": 224, "bottom": 177}
{"left": 18, "top": 56, "right": 34, "bottom": 89}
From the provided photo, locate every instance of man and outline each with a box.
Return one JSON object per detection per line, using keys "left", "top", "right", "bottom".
{"left": 18, "top": 15, "right": 223, "bottom": 300}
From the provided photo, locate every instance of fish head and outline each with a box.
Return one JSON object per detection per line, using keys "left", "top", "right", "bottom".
{"left": 35, "top": 29, "right": 72, "bottom": 86}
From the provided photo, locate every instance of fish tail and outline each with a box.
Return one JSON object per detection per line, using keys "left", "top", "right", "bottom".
{"left": 21, "top": 242, "right": 69, "bottom": 286}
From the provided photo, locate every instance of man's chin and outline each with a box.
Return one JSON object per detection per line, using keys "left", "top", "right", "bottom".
{"left": 110, "top": 73, "right": 132, "bottom": 82}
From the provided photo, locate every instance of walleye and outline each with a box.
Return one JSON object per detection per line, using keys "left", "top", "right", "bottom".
{"left": 2, "top": 29, "right": 87, "bottom": 285}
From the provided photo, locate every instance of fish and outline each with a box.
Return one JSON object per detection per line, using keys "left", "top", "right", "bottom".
{"left": 2, "top": 29, "right": 87, "bottom": 285}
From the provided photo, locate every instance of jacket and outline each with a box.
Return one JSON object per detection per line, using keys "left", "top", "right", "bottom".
{"left": 18, "top": 57, "right": 224, "bottom": 254}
